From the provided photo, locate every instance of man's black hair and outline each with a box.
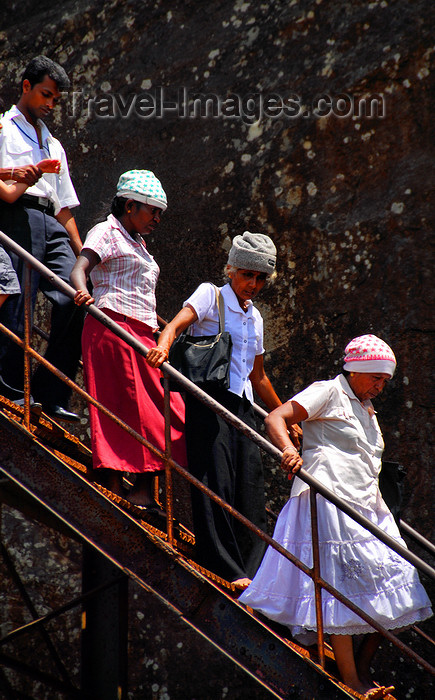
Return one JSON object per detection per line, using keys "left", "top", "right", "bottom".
{"left": 21, "top": 55, "right": 70, "bottom": 91}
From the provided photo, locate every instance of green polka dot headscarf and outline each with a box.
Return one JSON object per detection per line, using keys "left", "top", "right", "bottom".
{"left": 116, "top": 169, "right": 167, "bottom": 211}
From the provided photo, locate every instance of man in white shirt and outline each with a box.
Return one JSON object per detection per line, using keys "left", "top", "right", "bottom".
{"left": 0, "top": 55, "right": 83, "bottom": 421}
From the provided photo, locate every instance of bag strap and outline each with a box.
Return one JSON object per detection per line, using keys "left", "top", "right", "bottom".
{"left": 213, "top": 284, "right": 225, "bottom": 335}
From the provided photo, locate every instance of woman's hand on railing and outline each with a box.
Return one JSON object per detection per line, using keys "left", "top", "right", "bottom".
{"left": 280, "top": 444, "right": 303, "bottom": 480}
{"left": 146, "top": 346, "right": 169, "bottom": 368}
{"left": 73, "top": 289, "right": 94, "bottom": 306}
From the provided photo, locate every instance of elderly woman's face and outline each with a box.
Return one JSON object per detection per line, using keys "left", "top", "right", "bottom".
{"left": 229, "top": 268, "right": 267, "bottom": 308}
{"left": 347, "top": 372, "right": 390, "bottom": 402}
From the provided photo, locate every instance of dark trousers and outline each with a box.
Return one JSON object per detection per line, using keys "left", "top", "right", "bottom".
{"left": 185, "top": 388, "right": 267, "bottom": 582}
{"left": 0, "top": 202, "right": 84, "bottom": 407}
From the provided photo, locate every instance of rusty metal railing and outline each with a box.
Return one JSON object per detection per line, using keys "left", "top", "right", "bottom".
{"left": 0, "top": 230, "right": 434, "bottom": 682}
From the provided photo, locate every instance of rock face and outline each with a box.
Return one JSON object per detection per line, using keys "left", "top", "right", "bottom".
{"left": 0, "top": 1, "right": 433, "bottom": 698}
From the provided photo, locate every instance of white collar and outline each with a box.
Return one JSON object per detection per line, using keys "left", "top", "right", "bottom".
{"left": 338, "top": 373, "right": 375, "bottom": 413}
{"left": 108, "top": 213, "right": 148, "bottom": 250}
{"left": 221, "top": 282, "right": 253, "bottom": 314}
{"left": 8, "top": 104, "right": 51, "bottom": 145}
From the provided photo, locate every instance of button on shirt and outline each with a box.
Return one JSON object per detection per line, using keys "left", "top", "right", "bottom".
{"left": 0, "top": 106, "right": 79, "bottom": 212}
{"left": 184, "top": 282, "right": 264, "bottom": 403}
{"left": 83, "top": 214, "right": 159, "bottom": 329}
{"left": 290, "top": 373, "right": 385, "bottom": 512}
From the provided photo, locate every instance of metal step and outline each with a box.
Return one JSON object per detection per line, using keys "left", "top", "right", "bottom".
{"left": 0, "top": 403, "right": 361, "bottom": 699}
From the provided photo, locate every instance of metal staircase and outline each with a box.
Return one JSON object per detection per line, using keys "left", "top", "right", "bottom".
{"left": 0, "top": 397, "right": 358, "bottom": 700}
{"left": 0, "top": 230, "right": 433, "bottom": 699}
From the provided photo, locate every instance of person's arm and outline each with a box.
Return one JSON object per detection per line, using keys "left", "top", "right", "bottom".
{"left": 56, "top": 207, "right": 82, "bottom": 257}
{"left": 249, "top": 354, "right": 281, "bottom": 411}
{"left": 265, "top": 400, "right": 308, "bottom": 476}
{"left": 146, "top": 305, "right": 198, "bottom": 367}
{"left": 70, "top": 249, "right": 100, "bottom": 306}
{"left": 0, "top": 179, "right": 29, "bottom": 203}
{"left": 0, "top": 164, "right": 42, "bottom": 185}
{"left": 250, "top": 354, "right": 303, "bottom": 449}
{"left": 0, "top": 159, "right": 61, "bottom": 204}
{"left": 0, "top": 122, "right": 41, "bottom": 184}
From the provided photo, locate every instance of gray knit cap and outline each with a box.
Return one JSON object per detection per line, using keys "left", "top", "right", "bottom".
{"left": 228, "top": 231, "right": 276, "bottom": 274}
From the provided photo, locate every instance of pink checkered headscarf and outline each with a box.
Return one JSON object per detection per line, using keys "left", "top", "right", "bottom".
{"left": 343, "top": 334, "right": 396, "bottom": 377}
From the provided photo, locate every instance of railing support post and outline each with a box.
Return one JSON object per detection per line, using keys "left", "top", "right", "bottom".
{"left": 80, "top": 545, "right": 128, "bottom": 700}
{"left": 163, "top": 373, "right": 174, "bottom": 544}
{"left": 23, "top": 263, "right": 33, "bottom": 430}
{"left": 310, "top": 487, "right": 325, "bottom": 669}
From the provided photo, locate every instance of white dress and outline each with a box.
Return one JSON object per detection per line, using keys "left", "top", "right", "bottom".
{"left": 240, "top": 375, "right": 432, "bottom": 639}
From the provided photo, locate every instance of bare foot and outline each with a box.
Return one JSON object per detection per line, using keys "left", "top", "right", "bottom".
{"left": 232, "top": 577, "right": 252, "bottom": 591}
{"left": 362, "top": 686, "right": 395, "bottom": 699}
{"left": 127, "top": 473, "right": 157, "bottom": 506}
{"left": 104, "top": 471, "right": 125, "bottom": 497}
{"left": 128, "top": 493, "right": 155, "bottom": 507}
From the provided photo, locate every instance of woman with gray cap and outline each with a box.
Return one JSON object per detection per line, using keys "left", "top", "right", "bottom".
{"left": 147, "top": 231, "right": 300, "bottom": 588}
{"left": 71, "top": 170, "right": 186, "bottom": 512}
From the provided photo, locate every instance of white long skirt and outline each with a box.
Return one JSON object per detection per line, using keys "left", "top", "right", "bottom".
{"left": 239, "top": 490, "right": 432, "bottom": 638}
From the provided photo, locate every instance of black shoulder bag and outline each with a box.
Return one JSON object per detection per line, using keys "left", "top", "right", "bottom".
{"left": 379, "top": 460, "right": 406, "bottom": 525}
{"left": 167, "top": 285, "right": 233, "bottom": 391}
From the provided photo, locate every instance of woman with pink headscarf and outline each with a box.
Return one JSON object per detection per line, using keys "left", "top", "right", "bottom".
{"left": 240, "top": 335, "right": 432, "bottom": 699}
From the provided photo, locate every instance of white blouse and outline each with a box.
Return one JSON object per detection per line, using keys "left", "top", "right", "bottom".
{"left": 289, "top": 373, "right": 385, "bottom": 512}
{"left": 184, "top": 282, "right": 264, "bottom": 403}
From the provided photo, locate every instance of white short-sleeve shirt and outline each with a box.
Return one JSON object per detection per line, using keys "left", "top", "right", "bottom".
{"left": 83, "top": 214, "right": 159, "bottom": 328}
{"left": 184, "top": 282, "right": 264, "bottom": 403}
{"left": 0, "top": 106, "right": 79, "bottom": 212}
{"left": 290, "top": 373, "right": 385, "bottom": 512}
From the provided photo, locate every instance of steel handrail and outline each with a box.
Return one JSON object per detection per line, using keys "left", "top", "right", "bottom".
{"left": 1, "top": 228, "right": 433, "bottom": 571}
{"left": 0, "top": 230, "right": 433, "bottom": 679}
{"left": 400, "top": 520, "right": 435, "bottom": 557}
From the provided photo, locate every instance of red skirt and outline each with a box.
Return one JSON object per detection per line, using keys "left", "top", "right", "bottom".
{"left": 82, "top": 309, "right": 186, "bottom": 472}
